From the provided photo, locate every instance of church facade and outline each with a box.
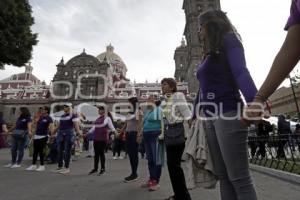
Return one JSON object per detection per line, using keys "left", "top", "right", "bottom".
{"left": 0, "top": 45, "right": 190, "bottom": 122}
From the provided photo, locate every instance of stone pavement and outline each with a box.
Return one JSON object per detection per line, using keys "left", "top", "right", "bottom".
{"left": 0, "top": 149, "right": 299, "bottom": 200}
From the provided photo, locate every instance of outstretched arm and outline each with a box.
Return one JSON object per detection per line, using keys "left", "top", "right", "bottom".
{"left": 257, "top": 24, "right": 300, "bottom": 99}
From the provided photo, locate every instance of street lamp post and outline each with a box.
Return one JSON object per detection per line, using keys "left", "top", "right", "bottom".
{"left": 289, "top": 75, "right": 300, "bottom": 121}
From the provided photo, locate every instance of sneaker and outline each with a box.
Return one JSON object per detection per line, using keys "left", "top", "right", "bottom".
{"left": 113, "top": 156, "right": 118, "bottom": 160}
{"left": 52, "top": 167, "right": 64, "bottom": 173}
{"left": 118, "top": 156, "right": 124, "bottom": 159}
{"left": 141, "top": 179, "right": 152, "bottom": 188}
{"left": 4, "top": 163, "right": 13, "bottom": 168}
{"left": 124, "top": 174, "right": 139, "bottom": 183}
{"left": 26, "top": 165, "right": 37, "bottom": 171}
{"left": 59, "top": 168, "right": 70, "bottom": 174}
{"left": 149, "top": 180, "right": 159, "bottom": 191}
{"left": 36, "top": 165, "right": 45, "bottom": 171}
{"left": 98, "top": 169, "right": 105, "bottom": 175}
{"left": 88, "top": 169, "right": 98, "bottom": 175}
{"left": 11, "top": 164, "right": 21, "bottom": 168}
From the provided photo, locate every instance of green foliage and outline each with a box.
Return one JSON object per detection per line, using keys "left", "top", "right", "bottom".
{"left": 0, "top": 0, "right": 38, "bottom": 69}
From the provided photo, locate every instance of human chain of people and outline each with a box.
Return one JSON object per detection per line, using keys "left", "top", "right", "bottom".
{"left": 0, "top": 1, "right": 300, "bottom": 200}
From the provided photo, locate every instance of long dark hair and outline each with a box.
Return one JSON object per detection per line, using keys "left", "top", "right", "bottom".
{"left": 107, "top": 111, "right": 114, "bottom": 122}
{"left": 128, "top": 97, "right": 138, "bottom": 114}
{"left": 198, "top": 10, "right": 241, "bottom": 56}
{"left": 20, "top": 107, "right": 31, "bottom": 118}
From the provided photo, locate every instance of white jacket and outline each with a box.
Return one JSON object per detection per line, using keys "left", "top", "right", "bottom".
{"left": 185, "top": 119, "right": 217, "bottom": 189}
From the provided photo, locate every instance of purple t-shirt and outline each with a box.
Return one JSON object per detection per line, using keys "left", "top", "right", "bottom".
{"left": 59, "top": 113, "right": 77, "bottom": 130}
{"left": 16, "top": 116, "right": 32, "bottom": 130}
{"left": 285, "top": 0, "right": 300, "bottom": 30}
{"left": 35, "top": 115, "right": 53, "bottom": 136}
{"left": 196, "top": 33, "right": 257, "bottom": 116}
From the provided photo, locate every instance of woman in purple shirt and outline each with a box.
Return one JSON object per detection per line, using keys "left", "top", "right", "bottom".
{"left": 26, "top": 106, "right": 54, "bottom": 171}
{"left": 5, "top": 107, "right": 33, "bottom": 168}
{"left": 247, "top": 0, "right": 300, "bottom": 119}
{"left": 53, "top": 105, "right": 81, "bottom": 174}
{"left": 196, "top": 10, "right": 257, "bottom": 200}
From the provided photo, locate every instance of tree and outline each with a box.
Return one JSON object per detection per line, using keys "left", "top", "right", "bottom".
{"left": 0, "top": 0, "right": 38, "bottom": 69}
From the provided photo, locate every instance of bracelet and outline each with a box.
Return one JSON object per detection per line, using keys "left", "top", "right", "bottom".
{"left": 254, "top": 93, "right": 268, "bottom": 102}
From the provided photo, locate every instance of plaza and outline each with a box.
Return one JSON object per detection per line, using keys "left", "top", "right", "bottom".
{"left": 0, "top": 149, "right": 299, "bottom": 200}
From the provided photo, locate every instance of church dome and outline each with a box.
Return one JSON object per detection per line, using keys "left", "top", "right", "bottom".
{"left": 65, "top": 49, "right": 100, "bottom": 67}
{"left": 96, "top": 44, "right": 127, "bottom": 72}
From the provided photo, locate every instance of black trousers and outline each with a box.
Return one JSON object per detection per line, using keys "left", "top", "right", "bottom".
{"left": 126, "top": 131, "right": 139, "bottom": 176}
{"left": 33, "top": 137, "right": 48, "bottom": 165}
{"left": 113, "top": 138, "right": 123, "bottom": 157}
{"left": 93, "top": 141, "right": 107, "bottom": 170}
{"left": 166, "top": 144, "right": 191, "bottom": 200}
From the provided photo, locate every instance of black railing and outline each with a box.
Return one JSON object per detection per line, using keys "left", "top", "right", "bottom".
{"left": 248, "top": 134, "right": 300, "bottom": 174}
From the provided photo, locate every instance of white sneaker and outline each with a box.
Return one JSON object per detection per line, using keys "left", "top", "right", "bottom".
{"left": 118, "top": 156, "right": 124, "bottom": 159}
{"left": 4, "top": 163, "right": 13, "bottom": 168}
{"left": 113, "top": 156, "right": 118, "bottom": 160}
{"left": 26, "top": 165, "right": 37, "bottom": 171}
{"left": 59, "top": 168, "right": 70, "bottom": 174}
{"left": 36, "top": 165, "right": 45, "bottom": 171}
{"left": 11, "top": 164, "right": 21, "bottom": 168}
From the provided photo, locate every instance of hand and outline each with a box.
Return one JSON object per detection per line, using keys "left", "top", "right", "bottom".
{"left": 137, "top": 133, "right": 143, "bottom": 144}
{"left": 158, "top": 133, "right": 164, "bottom": 140}
{"left": 243, "top": 98, "right": 269, "bottom": 124}
{"left": 115, "top": 132, "right": 120, "bottom": 138}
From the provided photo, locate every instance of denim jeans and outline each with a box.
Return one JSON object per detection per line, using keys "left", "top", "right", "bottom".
{"left": 57, "top": 129, "right": 75, "bottom": 169}
{"left": 203, "top": 111, "right": 257, "bottom": 200}
{"left": 143, "top": 131, "right": 162, "bottom": 182}
{"left": 126, "top": 131, "right": 139, "bottom": 176}
{"left": 11, "top": 135, "right": 28, "bottom": 164}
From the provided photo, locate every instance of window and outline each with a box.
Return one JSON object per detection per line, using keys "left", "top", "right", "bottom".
{"left": 64, "top": 71, "right": 69, "bottom": 76}
{"left": 11, "top": 107, "right": 16, "bottom": 115}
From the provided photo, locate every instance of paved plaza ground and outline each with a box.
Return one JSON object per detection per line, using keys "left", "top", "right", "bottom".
{"left": 0, "top": 149, "right": 300, "bottom": 200}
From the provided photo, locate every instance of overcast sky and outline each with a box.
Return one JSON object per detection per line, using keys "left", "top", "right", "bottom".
{"left": 0, "top": 0, "right": 297, "bottom": 88}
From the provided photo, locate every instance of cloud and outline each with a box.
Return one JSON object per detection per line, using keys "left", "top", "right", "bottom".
{"left": 1, "top": 0, "right": 183, "bottom": 84}
{"left": 1, "top": 0, "right": 296, "bottom": 89}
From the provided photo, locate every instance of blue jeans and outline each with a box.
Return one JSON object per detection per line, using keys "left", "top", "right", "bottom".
{"left": 11, "top": 135, "right": 28, "bottom": 164}
{"left": 57, "top": 129, "right": 75, "bottom": 168}
{"left": 126, "top": 131, "right": 139, "bottom": 176}
{"left": 143, "top": 131, "right": 162, "bottom": 182}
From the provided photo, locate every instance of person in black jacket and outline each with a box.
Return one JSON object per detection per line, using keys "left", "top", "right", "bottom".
{"left": 256, "top": 120, "right": 272, "bottom": 158}
{"left": 277, "top": 115, "right": 292, "bottom": 158}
